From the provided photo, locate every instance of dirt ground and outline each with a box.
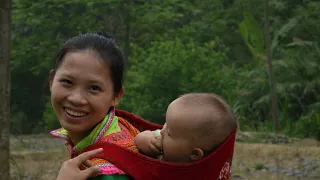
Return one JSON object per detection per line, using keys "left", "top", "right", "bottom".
{"left": 9, "top": 133, "right": 320, "bottom": 180}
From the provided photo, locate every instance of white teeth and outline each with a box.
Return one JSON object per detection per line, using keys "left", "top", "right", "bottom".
{"left": 65, "top": 108, "right": 86, "bottom": 117}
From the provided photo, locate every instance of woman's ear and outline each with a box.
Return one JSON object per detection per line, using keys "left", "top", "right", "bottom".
{"left": 189, "top": 148, "right": 204, "bottom": 161}
{"left": 112, "top": 87, "right": 125, "bottom": 106}
{"left": 49, "top": 70, "right": 55, "bottom": 92}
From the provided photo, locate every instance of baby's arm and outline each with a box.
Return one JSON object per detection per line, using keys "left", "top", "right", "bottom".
{"left": 134, "top": 130, "right": 162, "bottom": 157}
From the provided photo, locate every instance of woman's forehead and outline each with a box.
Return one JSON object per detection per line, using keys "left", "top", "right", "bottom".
{"left": 56, "top": 52, "right": 111, "bottom": 82}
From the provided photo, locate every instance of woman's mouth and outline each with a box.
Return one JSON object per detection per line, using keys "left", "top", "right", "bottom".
{"left": 64, "top": 108, "right": 88, "bottom": 117}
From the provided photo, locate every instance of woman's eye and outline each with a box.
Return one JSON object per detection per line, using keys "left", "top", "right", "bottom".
{"left": 89, "top": 85, "right": 101, "bottom": 92}
{"left": 60, "top": 79, "right": 72, "bottom": 85}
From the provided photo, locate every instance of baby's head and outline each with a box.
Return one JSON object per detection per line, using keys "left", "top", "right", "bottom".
{"left": 50, "top": 31, "right": 125, "bottom": 140}
{"left": 160, "top": 93, "right": 237, "bottom": 163}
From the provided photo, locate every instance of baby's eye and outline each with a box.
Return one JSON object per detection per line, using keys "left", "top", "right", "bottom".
{"left": 167, "top": 132, "right": 171, "bottom": 137}
{"left": 89, "top": 85, "right": 101, "bottom": 92}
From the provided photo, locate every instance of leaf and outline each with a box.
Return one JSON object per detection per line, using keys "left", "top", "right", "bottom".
{"left": 239, "top": 12, "right": 264, "bottom": 59}
{"left": 271, "top": 18, "right": 297, "bottom": 54}
{"left": 239, "top": 22, "right": 256, "bottom": 56}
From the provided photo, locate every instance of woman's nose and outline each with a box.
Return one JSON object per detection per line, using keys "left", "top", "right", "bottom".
{"left": 67, "top": 89, "right": 88, "bottom": 106}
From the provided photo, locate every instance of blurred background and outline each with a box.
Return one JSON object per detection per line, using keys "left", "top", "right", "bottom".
{"left": 3, "top": 0, "right": 320, "bottom": 179}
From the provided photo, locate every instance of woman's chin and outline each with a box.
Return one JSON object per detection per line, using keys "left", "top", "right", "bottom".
{"left": 60, "top": 122, "right": 86, "bottom": 134}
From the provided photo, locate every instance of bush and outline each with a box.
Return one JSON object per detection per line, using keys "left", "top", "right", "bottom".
{"left": 120, "top": 39, "right": 237, "bottom": 124}
{"left": 293, "top": 113, "right": 320, "bottom": 140}
{"left": 42, "top": 98, "right": 60, "bottom": 131}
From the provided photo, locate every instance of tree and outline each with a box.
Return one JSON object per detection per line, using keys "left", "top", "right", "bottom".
{"left": 264, "top": 0, "right": 280, "bottom": 132}
{"left": 0, "top": 0, "right": 11, "bottom": 178}
{"left": 121, "top": 39, "right": 235, "bottom": 124}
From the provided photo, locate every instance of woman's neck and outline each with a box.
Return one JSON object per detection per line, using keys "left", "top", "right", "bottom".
{"left": 68, "top": 131, "right": 90, "bottom": 145}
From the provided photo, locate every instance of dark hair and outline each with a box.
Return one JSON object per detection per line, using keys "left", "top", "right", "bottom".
{"left": 53, "top": 30, "right": 124, "bottom": 94}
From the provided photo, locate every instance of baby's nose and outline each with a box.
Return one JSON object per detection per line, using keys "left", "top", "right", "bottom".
{"left": 160, "top": 123, "right": 166, "bottom": 136}
{"left": 160, "top": 129, "right": 164, "bottom": 136}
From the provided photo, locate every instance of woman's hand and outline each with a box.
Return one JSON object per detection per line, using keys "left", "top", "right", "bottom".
{"left": 56, "top": 148, "right": 103, "bottom": 180}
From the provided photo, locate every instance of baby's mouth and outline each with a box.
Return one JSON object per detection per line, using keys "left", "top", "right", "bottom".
{"left": 64, "top": 108, "right": 88, "bottom": 117}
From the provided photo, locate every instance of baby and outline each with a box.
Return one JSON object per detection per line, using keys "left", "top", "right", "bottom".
{"left": 134, "top": 93, "right": 237, "bottom": 163}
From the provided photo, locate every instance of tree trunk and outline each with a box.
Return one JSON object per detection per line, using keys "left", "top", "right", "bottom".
{"left": 0, "top": 0, "right": 11, "bottom": 179}
{"left": 264, "top": 0, "right": 280, "bottom": 133}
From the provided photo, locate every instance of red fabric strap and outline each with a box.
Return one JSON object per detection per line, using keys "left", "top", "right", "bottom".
{"left": 84, "top": 110, "right": 236, "bottom": 180}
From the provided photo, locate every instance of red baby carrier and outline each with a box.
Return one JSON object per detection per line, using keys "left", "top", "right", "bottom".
{"left": 84, "top": 109, "right": 236, "bottom": 180}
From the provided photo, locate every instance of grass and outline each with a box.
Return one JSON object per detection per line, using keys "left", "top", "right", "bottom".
{"left": 233, "top": 142, "right": 319, "bottom": 179}
{"left": 253, "top": 162, "right": 265, "bottom": 170}
{"left": 9, "top": 133, "right": 320, "bottom": 180}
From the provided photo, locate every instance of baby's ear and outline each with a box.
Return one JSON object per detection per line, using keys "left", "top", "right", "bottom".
{"left": 189, "top": 148, "right": 204, "bottom": 161}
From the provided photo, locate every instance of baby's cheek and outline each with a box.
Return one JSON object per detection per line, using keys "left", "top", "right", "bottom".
{"left": 162, "top": 140, "right": 168, "bottom": 153}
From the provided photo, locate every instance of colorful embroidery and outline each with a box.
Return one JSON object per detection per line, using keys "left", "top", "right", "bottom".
{"left": 50, "top": 108, "right": 139, "bottom": 175}
{"left": 94, "top": 109, "right": 115, "bottom": 144}
{"left": 90, "top": 119, "right": 140, "bottom": 174}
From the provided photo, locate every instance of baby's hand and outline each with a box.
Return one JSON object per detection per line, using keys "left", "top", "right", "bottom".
{"left": 134, "top": 130, "right": 163, "bottom": 157}
{"left": 148, "top": 134, "right": 162, "bottom": 156}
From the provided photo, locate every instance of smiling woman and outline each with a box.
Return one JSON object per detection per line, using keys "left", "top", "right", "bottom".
{"left": 49, "top": 31, "right": 137, "bottom": 180}
{"left": 50, "top": 50, "right": 120, "bottom": 142}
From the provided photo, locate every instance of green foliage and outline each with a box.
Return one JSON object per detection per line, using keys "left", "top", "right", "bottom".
{"left": 253, "top": 162, "right": 265, "bottom": 170}
{"left": 239, "top": 12, "right": 265, "bottom": 59}
{"left": 236, "top": 9, "right": 319, "bottom": 139}
{"left": 10, "top": 0, "right": 320, "bottom": 139}
{"left": 271, "top": 18, "right": 297, "bottom": 55}
{"left": 293, "top": 113, "right": 320, "bottom": 140}
{"left": 274, "top": 42, "right": 320, "bottom": 120}
{"left": 121, "top": 39, "right": 235, "bottom": 124}
{"left": 43, "top": 97, "right": 60, "bottom": 131}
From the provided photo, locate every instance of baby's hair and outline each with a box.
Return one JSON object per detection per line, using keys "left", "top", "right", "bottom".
{"left": 53, "top": 30, "right": 124, "bottom": 94}
{"left": 178, "top": 93, "right": 237, "bottom": 151}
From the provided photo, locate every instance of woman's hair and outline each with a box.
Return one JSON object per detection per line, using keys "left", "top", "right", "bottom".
{"left": 53, "top": 30, "right": 124, "bottom": 94}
